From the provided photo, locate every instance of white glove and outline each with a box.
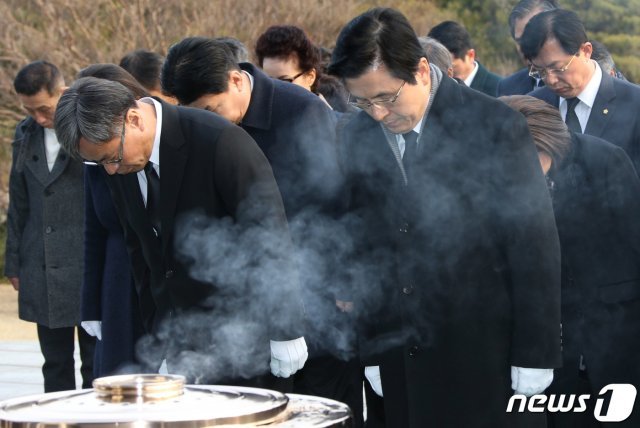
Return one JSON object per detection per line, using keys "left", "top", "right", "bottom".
{"left": 81, "top": 320, "right": 102, "bottom": 341}
{"left": 511, "top": 366, "right": 553, "bottom": 396}
{"left": 270, "top": 337, "right": 308, "bottom": 378}
{"left": 365, "top": 365, "right": 383, "bottom": 397}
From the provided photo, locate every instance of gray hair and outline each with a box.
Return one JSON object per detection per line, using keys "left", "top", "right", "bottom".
{"left": 418, "top": 36, "right": 453, "bottom": 76}
{"left": 54, "top": 77, "right": 136, "bottom": 159}
{"left": 590, "top": 40, "right": 615, "bottom": 75}
{"left": 508, "top": 0, "right": 559, "bottom": 39}
{"left": 213, "top": 36, "right": 250, "bottom": 63}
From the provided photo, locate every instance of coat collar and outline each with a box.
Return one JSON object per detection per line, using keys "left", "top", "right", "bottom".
{"left": 22, "top": 121, "right": 71, "bottom": 187}
{"left": 239, "top": 62, "right": 274, "bottom": 130}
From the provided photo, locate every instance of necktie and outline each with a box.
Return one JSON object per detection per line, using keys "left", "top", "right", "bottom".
{"left": 144, "top": 162, "right": 161, "bottom": 237}
{"left": 565, "top": 97, "right": 582, "bottom": 133}
{"left": 402, "top": 131, "right": 419, "bottom": 177}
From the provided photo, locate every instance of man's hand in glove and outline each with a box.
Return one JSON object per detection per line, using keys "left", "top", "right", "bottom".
{"left": 270, "top": 337, "right": 308, "bottom": 378}
{"left": 81, "top": 320, "right": 102, "bottom": 341}
{"left": 511, "top": 366, "right": 553, "bottom": 396}
{"left": 365, "top": 365, "right": 383, "bottom": 397}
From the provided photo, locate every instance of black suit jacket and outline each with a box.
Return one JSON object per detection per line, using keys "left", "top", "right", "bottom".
{"left": 497, "top": 67, "right": 542, "bottom": 96}
{"left": 239, "top": 63, "right": 342, "bottom": 218}
{"left": 549, "top": 133, "right": 640, "bottom": 391}
{"left": 469, "top": 61, "right": 502, "bottom": 97}
{"left": 530, "top": 70, "right": 640, "bottom": 171}
{"left": 107, "top": 102, "right": 303, "bottom": 375}
{"left": 340, "top": 75, "right": 561, "bottom": 427}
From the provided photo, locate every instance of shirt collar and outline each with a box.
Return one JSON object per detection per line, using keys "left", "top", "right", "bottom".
{"left": 139, "top": 97, "right": 162, "bottom": 170}
{"left": 463, "top": 61, "right": 479, "bottom": 87}
{"left": 562, "top": 60, "right": 601, "bottom": 109}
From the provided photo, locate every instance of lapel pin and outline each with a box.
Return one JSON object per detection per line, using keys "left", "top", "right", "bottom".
{"left": 603, "top": 108, "right": 608, "bottom": 115}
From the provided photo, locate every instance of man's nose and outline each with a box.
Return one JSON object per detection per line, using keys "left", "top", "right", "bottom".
{"left": 34, "top": 113, "right": 49, "bottom": 127}
{"left": 368, "top": 105, "right": 389, "bottom": 122}
{"left": 103, "top": 163, "right": 119, "bottom": 175}
{"left": 544, "top": 73, "right": 559, "bottom": 86}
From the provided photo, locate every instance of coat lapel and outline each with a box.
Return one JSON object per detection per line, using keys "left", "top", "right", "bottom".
{"left": 158, "top": 102, "right": 188, "bottom": 254}
{"left": 585, "top": 72, "right": 615, "bottom": 138}
{"left": 46, "top": 149, "right": 70, "bottom": 187}
{"left": 23, "top": 126, "right": 50, "bottom": 186}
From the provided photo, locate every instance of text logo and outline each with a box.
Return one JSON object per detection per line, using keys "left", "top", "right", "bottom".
{"left": 507, "top": 384, "right": 637, "bottom": 422}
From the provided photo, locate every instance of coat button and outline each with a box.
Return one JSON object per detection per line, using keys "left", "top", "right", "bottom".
{"left": 45, "top": 226, "right": 53, "bottom": 234}
{"left": 44, "top": 189, "right": 53, "bottom": 196}
{"left": 399, "top": 222, "right": 409, "bottom": 233}
{"left": 165, "top": 270, "right": 174, "bottom": 279}
{"left": 408, "top": 345, "right": 419, "bottom": 356}
{"left": 402, "top": 284, "right": 414, "bottom": 295}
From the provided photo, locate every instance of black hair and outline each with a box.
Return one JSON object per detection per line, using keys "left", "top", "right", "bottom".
{"left": 162, "top": 37, "right": 240, "bottom": 105}
{"left": 328, "top": 7, "right": 422, "bottom": 84}
{"left": 119, "top": 49, "right": 164, "bottom": 92}
{"left": 519, "top": 9, "right": 588, "bottom": 61}
{"left": 427, "top": 21, "right": 472, "bottom": 59}
{"left": 78, "top": 63, "right": 150, "bottom": 99}
{"left": 14, "top": 60, "right": 64, "bottom": 96}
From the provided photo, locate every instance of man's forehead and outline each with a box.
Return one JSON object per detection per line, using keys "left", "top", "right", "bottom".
{"left": 19, "top": 90, "right": 59, "bottom": 107}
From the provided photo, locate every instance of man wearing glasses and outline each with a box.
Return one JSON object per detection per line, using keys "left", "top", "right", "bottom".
{"left": 54, "top": 77, "right": 308, "bottom": 390}
{"left": 4, "top": 61, "right": 96, "bottom": 392}
{"left": 521, "top": 8, "right": 640, "bottom": 171}
{"left": 328, "top": 7, "right": 562, "bottom": 427}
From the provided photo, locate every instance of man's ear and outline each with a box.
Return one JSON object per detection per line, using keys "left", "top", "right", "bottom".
{"left": 581, "top": 42, "right": 593, "bottom": 60}
{"left": 466, "top": 49, "right": 476, "bottom": 63}
{"left": 229, "top": 70, "right": 244, "bottom": 91}
{"left": 127, "top": 106, "right": 144, "bottom": 132}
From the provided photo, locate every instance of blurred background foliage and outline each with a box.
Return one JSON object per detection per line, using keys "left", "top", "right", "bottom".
{"left": 0, "top": 0, "right": 638, "bottom": 273}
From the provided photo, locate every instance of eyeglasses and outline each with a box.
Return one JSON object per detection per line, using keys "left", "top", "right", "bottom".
{"left": 277, "top": 71, "right": 305, "bottom": 83}
{"left": 348, "top": 81, "right": 406, "bottom": 111}
{"left": 529, "top": 53, "right": 578, "bottom": 80}
{"left": 83, "top": 113, "right": 126, "bottom": 166}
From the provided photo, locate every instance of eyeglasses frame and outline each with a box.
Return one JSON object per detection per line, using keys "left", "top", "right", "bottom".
{"left": 348, "top": 80, "right": 407, "bottom": 111}
{"left": 528, "top": 53, "right": 579, "bottom": 80}
{"left": 278, "top": 71, "right": 306, "bottom": 83}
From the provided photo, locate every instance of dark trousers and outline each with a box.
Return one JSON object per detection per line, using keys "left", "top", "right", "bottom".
{"left": 37, "top": 324, "right": 96, "bottom": 392}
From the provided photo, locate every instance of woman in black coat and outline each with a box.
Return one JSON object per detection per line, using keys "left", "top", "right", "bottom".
{"left": 79, "top": 65, "right": 148, "bottom": 376}
{"left": 501, "top": 95, "right": 640, "bottom": 427}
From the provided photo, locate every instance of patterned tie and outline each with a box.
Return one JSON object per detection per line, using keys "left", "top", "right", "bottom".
{"left": 565, "top": 97, "right": 582, "bottom": 133}
{"left": 402, "top": 131, "right": 419, "bottom": 177}
{"left": 144, "top": 162, "right": 161, "bottom": 237}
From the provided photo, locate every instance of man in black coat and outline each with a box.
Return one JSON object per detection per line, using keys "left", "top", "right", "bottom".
{"left": 54, "top": 77, "right": 308, "bottom": 389}
{"left": 161, "top": 38, "right": 357, "bottom": 411}
{"left": 497, "top": 0, "right": 558, "bottom": 96}
{"left": 428, "top": 20, "right": 502, "bottom": 96}
{"left": 521, "top": 9, "right": 640, "bottom": 171}
{"left": 329, "top": 8, "right": 562, "bottom": 427}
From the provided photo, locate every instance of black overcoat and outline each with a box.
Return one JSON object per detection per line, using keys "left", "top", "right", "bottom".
{"left": 340, "top": 75, "right": 562, "bottom": 427}
{"left": 106, "top": 102, "right": 303, "bottom": 381}
{"left": 548, "top": 133, "right": 640, "bottom": 405}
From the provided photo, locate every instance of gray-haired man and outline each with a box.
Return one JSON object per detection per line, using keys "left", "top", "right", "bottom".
{"left": 54, "top": 76, "right": 307, "bottom": 389}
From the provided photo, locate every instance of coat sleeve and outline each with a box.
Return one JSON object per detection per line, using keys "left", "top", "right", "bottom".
{"left": 3, "top": 124, "right": 29, "bottom": 278}
{"left": 81, "top": 167, "right": 106, "bottom": 321}
{"left": 213, "top": 124, "right": 305, "bottom": 341}
{"left": 494, "top": 112, "right": 562, "bottom": 369}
